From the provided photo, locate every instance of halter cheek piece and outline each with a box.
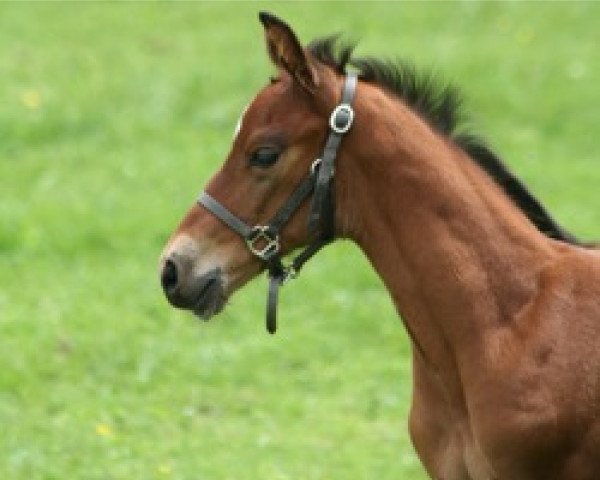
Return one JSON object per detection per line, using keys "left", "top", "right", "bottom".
{"left": 198, "top": 73, "right": 358, "bottom": 334}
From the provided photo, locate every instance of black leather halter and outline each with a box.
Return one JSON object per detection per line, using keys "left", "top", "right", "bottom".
{"left": 198, "top": 73, "right": 357, "bottom": 334}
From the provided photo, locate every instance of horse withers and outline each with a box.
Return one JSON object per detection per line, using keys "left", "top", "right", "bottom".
{"left": 160, "top": 12, "right": 600, "bottom": 480}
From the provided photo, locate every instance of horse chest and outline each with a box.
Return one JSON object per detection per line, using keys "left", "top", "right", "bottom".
{"left": 409, "top": 358, "right": 592, "bottom": 479}
{"left": 412, "top": 400, "right": 569, "bottom": 480}
{"left": 418, "top": 386, "right": 600, "bottom": 480}
{"left": 410, "top": 403, "right": 494, "bottom": 480}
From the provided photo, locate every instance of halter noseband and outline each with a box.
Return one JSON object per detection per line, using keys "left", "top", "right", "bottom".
{"left": 198, "top": 73, "right": 357, "bottom": 334}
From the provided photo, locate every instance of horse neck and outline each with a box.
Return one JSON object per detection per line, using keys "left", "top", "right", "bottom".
{"left": 336, "top": 83, "right": 557, "bottom": 380}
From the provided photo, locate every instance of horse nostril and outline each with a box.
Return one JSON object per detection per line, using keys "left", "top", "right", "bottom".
{"left": 161, "top": 259, "right": 179, "bottom": 293}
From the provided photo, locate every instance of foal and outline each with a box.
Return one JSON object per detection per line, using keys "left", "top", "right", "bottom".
{"left": 160, "top": 13, "right": 600, "bottom": 479}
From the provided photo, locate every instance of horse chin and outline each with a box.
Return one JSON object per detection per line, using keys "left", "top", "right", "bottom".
{"left": 192, "top": 297, "right": 226, "bottom": 321}
{"left": 193, "top": 302, "right": 224, "bottom": 321}
{"left": 191, "top": 265, "right": 259, "bottom": 321}
{"left": 191, "top": 277, "right": 227, "bottom": 321}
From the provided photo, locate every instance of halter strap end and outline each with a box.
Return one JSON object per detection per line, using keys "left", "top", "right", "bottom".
{"left": 267, "top": 274, "right": 281, "bottom": 334}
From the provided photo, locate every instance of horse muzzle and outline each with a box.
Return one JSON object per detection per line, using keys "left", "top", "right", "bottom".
{"left": 160, "top": 255, "right": 225, "bottom": 319}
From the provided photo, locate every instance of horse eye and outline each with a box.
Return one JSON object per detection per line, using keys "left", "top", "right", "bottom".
{"left": 249, "top": 147, "right": 280, "bottom": 168}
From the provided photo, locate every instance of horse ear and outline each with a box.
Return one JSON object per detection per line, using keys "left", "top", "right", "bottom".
{"left": 258, "top": 12, "right": 319, "bottom": 94}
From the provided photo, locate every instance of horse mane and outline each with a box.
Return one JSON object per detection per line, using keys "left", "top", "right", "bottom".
{"left": 308, "top": 36, "right": 579, "bottom": 245}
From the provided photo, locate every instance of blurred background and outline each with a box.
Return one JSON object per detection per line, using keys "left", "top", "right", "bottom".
{"left": 1, "top": 2, "right": 598, "bottom": 479}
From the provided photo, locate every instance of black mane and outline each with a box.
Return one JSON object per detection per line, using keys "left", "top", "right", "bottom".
{"left": 308, "top": 36, "right": 578, "bottom": 245}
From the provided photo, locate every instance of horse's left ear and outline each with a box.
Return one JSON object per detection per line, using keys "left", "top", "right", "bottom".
{"left": 259, "top": 12, "right": 319, "bottom": 94}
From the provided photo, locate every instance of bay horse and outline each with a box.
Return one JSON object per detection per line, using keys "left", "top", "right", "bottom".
{"left": 160, "top": 12, "right": 600, "bottom": 479}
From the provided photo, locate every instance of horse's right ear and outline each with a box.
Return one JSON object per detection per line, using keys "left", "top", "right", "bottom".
{"left": 258, "top": 12, "right": 319, "bottom": 94}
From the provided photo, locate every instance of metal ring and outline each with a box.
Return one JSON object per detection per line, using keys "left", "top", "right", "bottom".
{"left": 329, "top": 104, "right": 354, "bottom": 134}
{"left": 310, "top": 158, "right": 322, "bottom": 175}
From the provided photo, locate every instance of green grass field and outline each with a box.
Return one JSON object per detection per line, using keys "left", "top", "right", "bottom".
{"left": 1, "top": 3, "right": 599, "bottom": 479}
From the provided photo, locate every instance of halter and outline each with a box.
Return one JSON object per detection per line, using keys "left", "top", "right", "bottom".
{"left": 198, "top": 73, "right": 357, "bottom": 334}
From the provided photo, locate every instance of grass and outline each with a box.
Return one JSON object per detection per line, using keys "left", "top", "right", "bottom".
{"left": 1, "top": 2, "right": 599, "bottom": 479}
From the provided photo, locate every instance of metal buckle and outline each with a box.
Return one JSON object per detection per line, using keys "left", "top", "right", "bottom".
{"left": 329, "top": 104, "right": 354, "bottom": 134}
{"left": 311, "top": 157, "right": 336, "bottom": 178}
{"left": 281, "top": 265, "right": 297, "bottom": 284}
{"left": 246, "top": 226, "right": 280, "bottom": 260}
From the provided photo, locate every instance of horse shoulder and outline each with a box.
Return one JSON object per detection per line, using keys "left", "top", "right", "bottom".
{"left": 469, "top": 245, "right": 600, "bottom": 476}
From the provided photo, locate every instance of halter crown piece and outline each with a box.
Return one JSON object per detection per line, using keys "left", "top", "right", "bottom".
{"left": 198, "top": 73, "right": 358, "bottom": 334}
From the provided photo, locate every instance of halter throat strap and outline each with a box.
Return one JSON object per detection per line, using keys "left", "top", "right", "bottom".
{"left": 198, "top": 73, "right": 357, "bottom": 334}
